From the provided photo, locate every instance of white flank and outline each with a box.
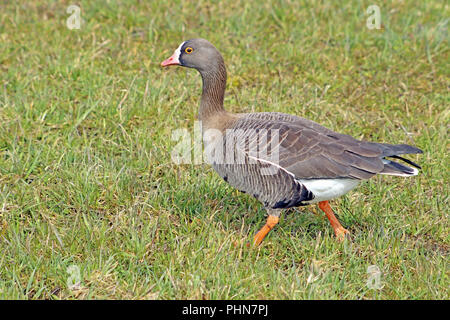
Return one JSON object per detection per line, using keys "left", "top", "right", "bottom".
{"left": 297, "top": 178, "right": 360, "bottom": 203}
{"left": 246, "top": 154, "right": 360, "bottom": 202}
{"left": 245, "top": 153, "right": 360, "bottom": 202}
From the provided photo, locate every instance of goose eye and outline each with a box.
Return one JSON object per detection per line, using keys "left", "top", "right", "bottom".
{"left": 185, "top": 47, "right": 193, "bottom": 54}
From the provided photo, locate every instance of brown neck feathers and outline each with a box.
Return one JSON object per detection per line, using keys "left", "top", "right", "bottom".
{"left": 198, "top": 61, "right": 227, "bottom": 121}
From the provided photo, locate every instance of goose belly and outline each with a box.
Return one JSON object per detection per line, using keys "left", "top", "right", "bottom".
{"left": 212, "top": 162, "right": 314, "bottom": 208}
{"left": 297, "top": 178, "right": 360, "bottom": 203}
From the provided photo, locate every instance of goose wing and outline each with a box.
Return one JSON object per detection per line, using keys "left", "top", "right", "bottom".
{"left": 228, "top": 112, "right": 421, "bottom": 180}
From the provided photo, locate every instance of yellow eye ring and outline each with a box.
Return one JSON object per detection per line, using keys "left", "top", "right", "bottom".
{"left": 185, "top": 47, "right": 193, "bottom": 54}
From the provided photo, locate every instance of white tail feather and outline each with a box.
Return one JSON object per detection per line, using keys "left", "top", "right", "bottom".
{"left": 380, "top": 159, "right": 419, "bottom": 177}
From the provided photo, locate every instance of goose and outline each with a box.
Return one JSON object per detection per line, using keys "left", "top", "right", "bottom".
{"left": 161, "top": 38, "right": 423, "bottom": 245}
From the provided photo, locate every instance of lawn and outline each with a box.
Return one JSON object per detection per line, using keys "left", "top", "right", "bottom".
{"left": 0, "top": 0, "right": 448, "bottom": 299}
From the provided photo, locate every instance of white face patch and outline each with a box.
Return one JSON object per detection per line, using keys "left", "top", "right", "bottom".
{"left": 172, "top": 41, "right": 186, "bottom": 63}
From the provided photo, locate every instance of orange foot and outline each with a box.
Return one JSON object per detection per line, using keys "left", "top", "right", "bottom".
{"left": 334, "top": 226, "right": 350, "bottom": 242}
{"left": 253, "top": 215, "right": 279, "bottom": 246}
{"left": 318, "top": 201, "right": 351, "bottom": 242}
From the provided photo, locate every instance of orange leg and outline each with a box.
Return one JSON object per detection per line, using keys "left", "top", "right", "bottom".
{"left": 318, "top": 201, "right": 350, "bottom": 241}
{"left": 253, "top": 215, "right": 279, "bottom": 246}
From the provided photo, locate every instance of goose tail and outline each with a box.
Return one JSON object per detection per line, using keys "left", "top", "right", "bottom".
{"left": 378, "top": 144, "right": 423, "bottom": 177}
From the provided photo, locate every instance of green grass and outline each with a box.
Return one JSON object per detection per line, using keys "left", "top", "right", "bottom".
{"left": 0, "top": 0, "right": 448, "bottom": 299}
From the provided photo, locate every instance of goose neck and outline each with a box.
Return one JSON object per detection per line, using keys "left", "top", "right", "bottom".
{"left": 199, "top": 64, "right": 227, "bottom": 121}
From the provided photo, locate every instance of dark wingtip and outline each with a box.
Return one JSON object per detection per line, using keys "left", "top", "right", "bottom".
{"left": 397, "top": 144, "right": 423, "bottom": 155}
{"left": 390, "top": 155, "right": 422, "bottom": 169}
{"left": 408, "top": 145, "right": 424, "bottom": 154}
{"left": 380, "top": 143, "right": 423, "bottom": 157}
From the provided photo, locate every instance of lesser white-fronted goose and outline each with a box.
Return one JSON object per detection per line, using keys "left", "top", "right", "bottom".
{"left": 161, "top": 38, "right": 423, "bottom": 245}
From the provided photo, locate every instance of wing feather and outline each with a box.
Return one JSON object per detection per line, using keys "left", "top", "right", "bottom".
{"left": 228, "top": 112, "right": 420, "bottom": 180}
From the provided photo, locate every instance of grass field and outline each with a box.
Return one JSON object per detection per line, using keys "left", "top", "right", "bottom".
{"left": 0, "top": 0, "right": 448, "bottom": 299}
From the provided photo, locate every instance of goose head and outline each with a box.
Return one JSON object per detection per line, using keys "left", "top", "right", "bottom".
{"left": 161, "top": 38, "right": 224, "bottom": 74}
